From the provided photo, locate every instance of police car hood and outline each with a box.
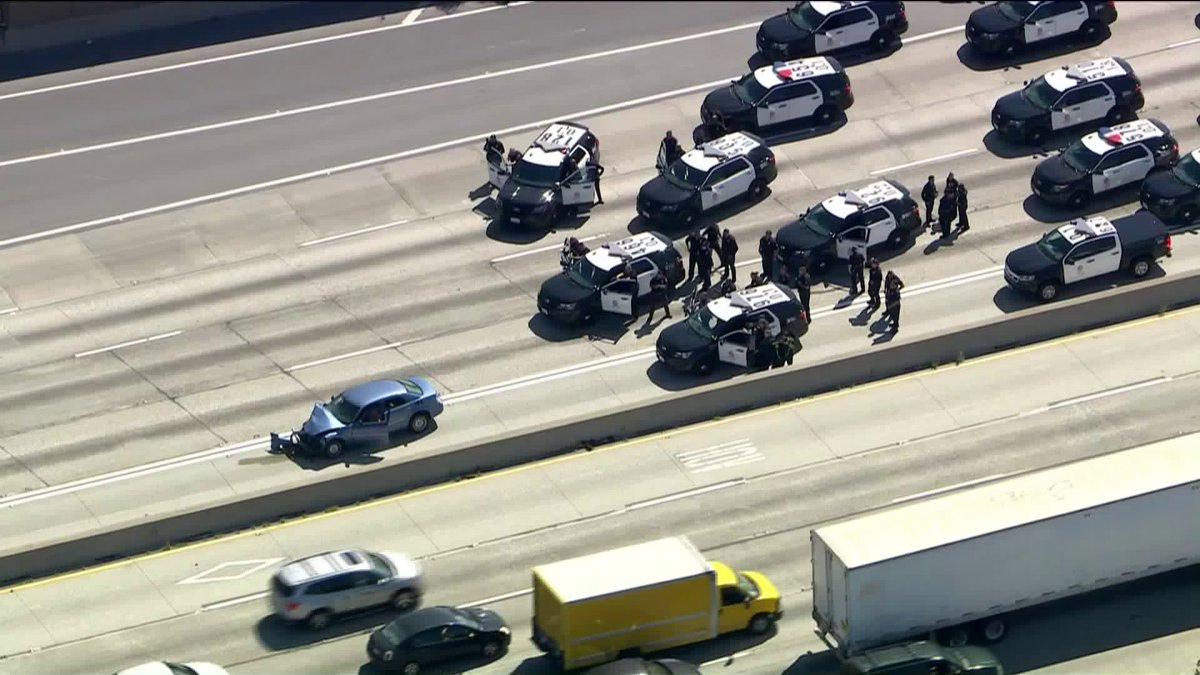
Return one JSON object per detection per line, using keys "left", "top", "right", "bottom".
{"left": 759, "top": 13, "right": 810, "bottom": 43}
{"left": 994, "top": 90, "right": 1044, "bottom": 122}
{"left": 499, "top": 179, "right": 554, "bottom": 207}
{"left": 640, "top": 174, "right": 695, "bottom": 206}
{"left": 776, "top": 220, "right": 830, "bottom": 253}
{"left": 1035, "top": 155, "right": 1085, "bottom": 183}
{"left": 1142, "top": 167, "right": 1195, "bottom": 199}
{"left": 703, "top": 83, "right": 751, "bottom": 118}
{"left": 539, "top": 272, "right": 596, "bottom": 305}
{"left": 1005, "top": 243, "right": 1056, "bottom": 276}
{"left": 969, "top": 3, "right": 1021, "bottom": 34}
{"left": 302, "top": 403, "right": 345, "bottom": 436}
{"left": 658, "top": 320, "right": 714, "bottom": 353}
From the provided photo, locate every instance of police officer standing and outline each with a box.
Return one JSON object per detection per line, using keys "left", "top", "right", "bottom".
{"left": 696, "top": 237, "right": 715, "bottom": 291}
{"left": 945, "top": 171, "right": 959, "bottom": 196}
{"left": 720, "top": 229, "right": 740, "bottom": 281}
{"left": 794, "top": 265, "right": 813, "bottom": 322}
{"left": 685, "top": 231, "right": 701, "bottom": 282}
{"left": 506, "top": 148, "right": 522, "bottom": 166}
{"left": 938, "top": 190, "right": 956, "bottom": 239}
{"left": 758, "top": 230, "right": 778, "bottom": 281}
{"left": 704, "top": 223, "right": 721, "bottom": 252}
{"left": 646, "top": 269, "right": 674, "bottom": 322}
{"left": 847, "top": 248, "right": 865, "bottom": 295}
{"left": 921, "top": 175, "right": 937, "bottom": 230}
{"left": 658, "top": 131, "right": 682, "bottom": 173}
{"left": 562, "top": 153, "right": 579, "bottom": 182}
{"left": 483, "top": 134, "right": 505, "bottom": 159}
{"left": 588, "top": 159, "right": 606, "bottom": 205}
{"left": 955, "top": 182, "right": 969, "bottom": 233}
{"left": 866, "top": 257, "right": 883, "bottom": 310}
{"left": 884, "top": 271, "right": 905, "bottom": 333}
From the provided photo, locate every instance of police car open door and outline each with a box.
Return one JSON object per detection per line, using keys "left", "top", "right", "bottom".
{"left": 600, "top": 279, "right": 637, "bottom": 316}
{"left": 486, "top": 148, "right": 509, "bottom": 190}
{"left": 561, "top": 148, "right": 596, "bottom": 207}
{"left": 717, "top": 329, "right": 753, "bottom": 368}
{"left": 835, "top": 226, "right": 873, "bottom": 260}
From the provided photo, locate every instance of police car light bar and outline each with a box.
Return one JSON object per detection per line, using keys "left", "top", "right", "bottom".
{"left": 1072, "top": 216, "right": 1116, "bottom": 237}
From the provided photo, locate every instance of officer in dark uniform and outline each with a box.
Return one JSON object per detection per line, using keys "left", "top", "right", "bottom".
{"left": 847, "top": 248, "right": 865, "bottom": 295}
{"left": 758, "top": 230, "right": 778, "bottom": 281}
{"left": 751, "top": 316, "right": 771, "bottom": 370}
{"left": 658, "top": 131, "right": 682, "bottom": 172}
{"left": 955, "top": 182, "right": 969, "bottom": 233}
{"left": 704, "top": 223, "right": 721, "bottom": 251}
{"left": 561, "top": 154, "right": 579, "bottom": 182}
{"left": 884, "top": 271, "right": 905, "bottom": 333}
{"left": 794, "top": 265, "right": 813, "bottom": 322}
{"left": 720, "top": 229, "right": 739, "bottom": 281}
{"left": 938, "top": 191, "right": 956, "bottom": 239}
{"left": 697, "top": 237, "right": 715, "bottom": 291}
{"left": 483, "top": 134, "right": 505, "bottom": 158}
{"left": 866, "top": 257, "right": 883, "bottom": 310}
{"left": 685, "top": 231, "right": 701, "bottom": 282}
{"left": 945, "top": 171, "right": 959, "bottom": 197}
{"left": 589, "top": 160, "right": 606, "bottom": 205}
{"left": 921, "top": 175, "right": 937, "bottom": 230}
{"left": 646, "top": 269, "right": 673, "bottom": 322}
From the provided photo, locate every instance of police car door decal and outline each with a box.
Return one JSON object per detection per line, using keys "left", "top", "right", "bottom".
{"left": 717, "top": 333, "right": 749, "bottom": 367}
{"left": 1061, "top": 242, "right": 1092, "bottom": 284}
{"left": 1051, "top": 90, "right": 1084, "bottom": 131}
{"left": 600, "top": 279, "right": 635, "bottom": 315}
{"left": 486, "top": 150, "right": 509, "bottom": 189}
{"left": 721, "top": 164, "right": 755, "bottom": 205}
{"left": 1025, "top": 4, "right": 1054, "bottom": 44}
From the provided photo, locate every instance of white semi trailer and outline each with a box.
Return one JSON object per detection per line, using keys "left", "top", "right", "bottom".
{"left": 812, "top": 431, "right": 1200, "bottom": 658}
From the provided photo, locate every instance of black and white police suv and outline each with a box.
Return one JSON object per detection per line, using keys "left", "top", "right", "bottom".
{"left": 637, "top": 132, "right": 777, "bottom": 226}
{"left": 966, "top": 1, "right": 1118, "bottom": 57}
{"left": 1140, "top": 147, "right": 1200, "bottom": 227}
{"left": 656, "top": 283, "right": 807, "bottom": 375}
{"left": 536, "top": 232, "right": 684, "bottom": 325}
{"left": 775, "top": 179, "right": 921, "bottom": 279}
{"left": 698, "top": 57, "right": 853, "bottom": 142}
{"left": 488, "top": 122, "right": 599, "bottom": 227}
{"left": 1004, "top": 213, "right": 1171, "bottom": 302}
{"left": 757, "top": 1, "right": 909, "bottom": 61}
{"left": 991, "top": 57, "right": 1143, "bottom": 145}
{"left": 1031, "top": 119, "right": 1179, "bottom": 209}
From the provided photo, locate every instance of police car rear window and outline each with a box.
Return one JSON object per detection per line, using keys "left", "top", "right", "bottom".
{"left": 1062, "top": 143, "right": 1102, "bottom": 173}
{"left": 668, "top": 161, "right": 708, "bottom": 189}
{"left": 803, "top": 205, "right": 845, "bottom": 237}
{"left": 1024, "top": 77, "right": 1060, "bottom": 110}
{"left": 733, "top": 74, "right": 770, "bottom": 106}
{"left": 513, "top": 159, "right": 561, "bottom": 188}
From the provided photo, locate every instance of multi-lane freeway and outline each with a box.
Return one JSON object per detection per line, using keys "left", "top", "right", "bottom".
{"left": 3, "top": 305, "right": 1200, "bottom": 675}
{"left": 1, "top": 1, "right": 1199, "bottom": 673}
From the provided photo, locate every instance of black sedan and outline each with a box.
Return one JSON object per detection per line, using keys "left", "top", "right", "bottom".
{"left": 367, "top": 606, "right": 510, "bottom": 674}
{"left": 586, "top": 657, "right": 702, "bottom": 675}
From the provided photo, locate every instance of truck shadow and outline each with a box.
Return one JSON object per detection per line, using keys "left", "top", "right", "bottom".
{"left": 991, "top": 265, "right": 1167, "bottom": 313}
{"left": 780, "top": 649, "right": 843, "bottom": 675}
{"left": 989, "top": 565, "right": 1200, "bottom": 673}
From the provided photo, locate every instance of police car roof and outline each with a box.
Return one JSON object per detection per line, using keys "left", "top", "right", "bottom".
{"left": 808, "top": 1, "right": 863, "bottom": 17}
{"left": 1043, "top": 57, "right": 1129, "bottom": 92}
{"left": 822, "top": 180, "right": 905, "bottom": 219}
{"left": 753, "top": 56, "right": 837, "bottom": 91}
{"left": 1054, "top": 215, "right": 1116, "bottom": 244}
{"left": 523, "top": 122, "right": 589, "bottom": 166}
{"left": 585, "top": 232, "right": 670, "bottom": 271}
{"left": 682, "top": 132, "right": 763, "bottom": 172}
{"left": 707, "top": 283, "right": 793, "bottom": 322}
{"left": 1081, "top": 118, "right": 1167, "bottom": 155}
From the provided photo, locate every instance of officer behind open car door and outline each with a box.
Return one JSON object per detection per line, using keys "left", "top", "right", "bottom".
{"left": 487, "top": 122, "right": 600, "bottom": 227}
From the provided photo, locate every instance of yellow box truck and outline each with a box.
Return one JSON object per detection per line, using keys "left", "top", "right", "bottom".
{"left": 530, "top": 536, "right": 782, "bottom": 670}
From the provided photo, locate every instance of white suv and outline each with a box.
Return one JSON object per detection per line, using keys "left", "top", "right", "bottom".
{"left": 270, "top": 548, "right": 424, "bottom": 630}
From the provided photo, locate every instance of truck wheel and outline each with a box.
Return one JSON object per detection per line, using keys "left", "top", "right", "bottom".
{"left": 747, "top": 613, "right": 775, "bottom": 635}
{"left": 1037, "top": 282, "right": 1060, "bottom": 302}
{"left": 1130, "top": 256, "right": 1153, "bottom": 279}
{"left": 939, "top": 626, "right": 970, "bottom": 648}
{"left": 408, "top": 412, "right": 432, "bottom": 434}
{"left": 323, "top": 438, "right": 346, "bottom": 459}
{"left": 979, "top": 617, "right": 1007, "bottom": 642}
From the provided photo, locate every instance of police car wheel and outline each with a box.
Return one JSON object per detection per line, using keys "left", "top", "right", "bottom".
{"left": 1105, "top": 106, "right": 1132, "bottom": 126}
{"left": 815, "top": 104, "right": 838, "bottom": 126}
{"left": 870, "top": 29, "right": 894, "bottom": 51}
{"left": 1180, "top": 205, "right": 1198, "bottom": 224}
{"left": 696, "top": 358, "right": 715, "bottom": 375}
{"left": 1080, "top": 19, "right": 1104, "bottom": 41}
{"left": 887, "top": 229, "right": 908, "bottom": 249}
{"left": 1067, "top": 192, "right": 1088, "bottom": 210}
{"left": 1001, "top": 41, "right": 1019, "bottom": 57}
{"left": 1130, "top": 256, "right": 1152, "bottom": 278}
{"left": 323, "top": 439, "right": 346, "bottom": 459}
{"left": 749, "top": 178, "right": 768, "bottom": 199}
{"left": 1025, "top": 127, "right": 1046, "bottom": 145}
{"left": 1037, "top": 282, "right": 1059, "bottom": 302}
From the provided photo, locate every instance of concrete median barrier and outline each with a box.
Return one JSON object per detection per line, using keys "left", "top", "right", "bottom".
{"left": 3, "top": 271, "right": 1198, "bottom": 586}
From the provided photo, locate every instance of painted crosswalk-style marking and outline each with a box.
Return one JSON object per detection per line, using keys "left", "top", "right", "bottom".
{"left": 675, "top": 440, "right": 765, "bottom": 473}
{"left": 178, "top": 558, "right": 284, "bottom": 585}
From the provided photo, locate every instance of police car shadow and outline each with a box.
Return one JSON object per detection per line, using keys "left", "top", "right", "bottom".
{"left": 1021, "top": 188, "right": 1140, "bottom": 224}
{"left": 983, "top": 129, "right": 1062, "bottom": 160}
{"left": 955, "top": 32, "right": 1111, "bottom": 72}
{"left": 484, "top": 214, "right": 589, "bottom": 245}
{"left": 990, "top": 264, "right": 1166, "bottom": 314}
{"left": 646, "top": 359, "right": 743, "bottom": 392}
{"left": 527, "top": 313, "right": 634, "bottom": 344}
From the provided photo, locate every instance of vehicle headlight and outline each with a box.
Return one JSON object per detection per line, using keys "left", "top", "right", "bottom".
{"left": 772, "top": 41, "right": 788, "bottom": 50}
{"left": 981, "top": 31, "right": 999, "bottom": 39}
{"left": 1007, "top": 118, "right": 1024, "bottom": 126}
{"left": 559, "top": 302, "right": 577, "bottom": 310}
{"left": 661, "top": 203, "right": 679, "bottom": 212}
{"left": 1048, "top": 183, "right": 1070, "bottom": 192}
{"left": 383, "top": 650, "right": 394, "bottom": 661}
{"left": 1013, "top": 272, "right": 1035, "bottom": 282}
{"left": 675, "top": 350, "right": 693, "bottom": 359}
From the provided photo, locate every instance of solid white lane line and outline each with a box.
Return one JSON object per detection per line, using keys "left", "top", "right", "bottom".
{"left": 900, "top": 25, "right": 963, "bottom": 44}
{"left": 0, "top": 2, "right": 539, "bottom": 102}
{"left": 1167, "top": 37, "right": 1200, "bottom": 49}
{"left": 458, "top": 589, "right": 533, "bottom": 608}
{"left": 0, "top": 307, "right": 18, "bottom": 316}
{"left": 202, "top": 591, "right": 270, "bottom": 612}
{"left": 1047, "top": 377, "right": 1171, "bottom": 410}
{"left": 0, "top": 22, "right": 762, "bottom": 170}
{"left": 890, "top": 473, "right": 1009, "bottom": 505}
{"left": 701, "top": 650, "right": 756, "bottom": 667}
{"left": 870, "top": 148, "right": 979, "bottom": 176}
{"left": 298, "top": 219, "right": 409, "bottom": 247}
{"left": 285, "top": 342, "right": 405, "bottom": 372}
{"left": 0, "top": 21, "right": 966, "bottom": 250}
{"left": 626, "top": 479, "right": 744, "bottom": 511}
{"left": 401, "top": 8, "right": 424, "bottom": 26}
{"left": 490, "top": 233, "right": 609, "bottom": 263}
{"left": 72, "top": 330, "right": 183, "bottom": 358}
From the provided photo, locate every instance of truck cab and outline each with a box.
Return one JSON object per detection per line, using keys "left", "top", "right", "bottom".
{"left": 840, "top": 641, "right": 1004, "bottom": 675}
{"left": 711, "top": 561, "right": 783, "bottom": 635}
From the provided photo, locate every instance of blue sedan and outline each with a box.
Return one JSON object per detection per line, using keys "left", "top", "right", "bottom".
{"left": 271, "top": 378, "right": 444, "bottom": 458}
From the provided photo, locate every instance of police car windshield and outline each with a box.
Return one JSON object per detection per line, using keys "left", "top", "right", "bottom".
{"left": 1037, "top": 229, "right": 1074, "bottom": 262}
{"left": 802, "top": 205, "right": 843, "bottom": 237}
{"left": 667, "top": 161, "right": 708, "bottom": 189}
{"left": 1061, "top": 142, "right": 1102, "bottom": 173}
{"left": 998, "top": 1, "right": 1036, "bottom": 21}
{"left": 1172, "top": 153, "right": 1200, "bottom": 186}
{"left": 567, "top": 257, "right": 611, "bottom": 290}
{"left": 686, "top": 307, "right": 728, "bottom": 341}
{"left": 1022, "top": 77, "right": 1059, "bottom": 110}
{"left": 513, "top": 158, "right": 561, "bottom": 188}
{"left": 786, "top": 2, "right": 826, "bottom": 31}
{"left": 326, "top": 395, "right": 360, "bottom": 425}
{"left": 732, "top": 73, "right": 770, "bottom": 106}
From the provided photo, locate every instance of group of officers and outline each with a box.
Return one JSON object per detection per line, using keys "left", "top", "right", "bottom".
{"left": 921, "top": 172, "right": 970, "bottom": 240}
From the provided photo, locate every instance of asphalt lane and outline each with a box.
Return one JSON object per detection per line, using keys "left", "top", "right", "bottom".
{"left": 3, "top": 307, "right": 1199, "bottom": 673}
{"left": 0, "top": 2, "right": 976, "bottom": 239}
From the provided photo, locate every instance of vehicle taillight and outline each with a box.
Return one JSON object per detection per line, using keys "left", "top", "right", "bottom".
{"left": 1166, "top": 234, "right": 1172, "bottom": 253}
{"left": 844, "top": 82, "right": 852, "bottom": 95}
{"left": 911, "top": 204, "right": 920, "bottom": 218}
{"left": 1134, "top": 81, "right": 1141, "bottom": 94}
{"left": 768, "top": 154, "right": 776, "bottom": 164}
{"left": 286, "top": 602, "right": 301, "bottom": 611}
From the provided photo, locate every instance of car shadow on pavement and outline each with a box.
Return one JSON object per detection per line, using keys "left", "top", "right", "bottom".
{"left": 780, "top": 648, "right": 843, "bottom": 675}
{"left": 983, "top": 129, "right": 1062, "bottom": 160}
{"left": 955, "top": 32, "right": 1111, "bottom": 73}
{"left": 991, "top": 264, "right": 1167, "bottom": 313}
{"left": 645, "top": 357, "right": 747, "bottom": 392}
{"left": 528, "top": 313, "right": 639, "bottom": 345}
{"left": 285, "top": 426, "right": 437, "bottom": 471}
{"left": 747, "top": 41, "right": 903, "bottom": 71}
{"left": 357, "top": 651, "right": 504, "bottom": 675}
{"left": 483, "top": 209, "right": 590, "bottom": 245}
{"left": 255, "top": 612, "right": 389, "bottom": 651}
{"left": 690, "top": 113, "right": 848, "bottom": 151}
{"left": 1020, "top": 188, "right": 1142, "bottom": 224}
